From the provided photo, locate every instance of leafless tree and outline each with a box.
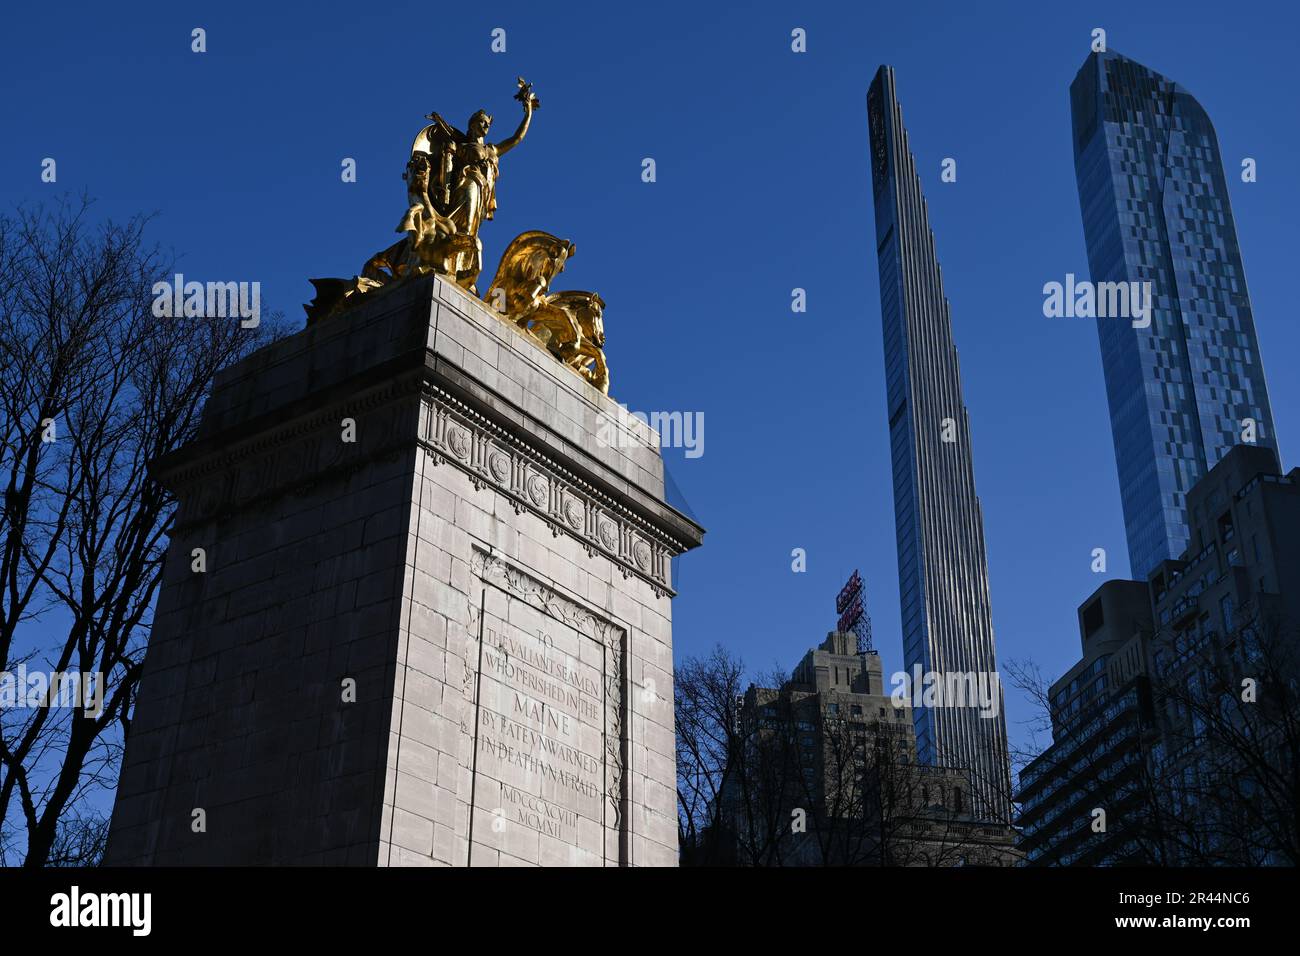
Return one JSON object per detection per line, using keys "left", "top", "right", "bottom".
{"left": 677, "top": 646, "right": 1011, "bottom": 866}
{"left": 0, "top": 197, "right": 277, "bottom": 866}
{"left": 1145, "top": 600, "right": 1300, "bottom": 865}
{"left": 44, "top": 813, "right": 111, "bottom": 867}
{"left": 1003, "top": 642, "right": 1258, "bottom": 868}
{"left": 1005, "top": 643, "right": 1281, "bottom": 866}
{"left": 1005, "top": 656, "right": 1177, "bottom": 865}
{"left": 675, "top": 645, "right": 746, "bottom": 864}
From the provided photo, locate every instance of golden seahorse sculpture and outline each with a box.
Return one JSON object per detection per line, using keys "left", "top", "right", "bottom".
{"left": 483, "top": 231, "right": 609, "bottom": 395}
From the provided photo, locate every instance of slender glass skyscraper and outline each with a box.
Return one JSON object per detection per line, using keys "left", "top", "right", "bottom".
{"left": 867, "top": 66, "right": 1011, "bottom": 823}
{"left": 1071, "top": 50, "right": 1277, "bottom": 580}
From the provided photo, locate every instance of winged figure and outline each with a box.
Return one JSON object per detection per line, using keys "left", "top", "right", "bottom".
{"left": 305, "top": 79, "right": 538, "bottom": 323}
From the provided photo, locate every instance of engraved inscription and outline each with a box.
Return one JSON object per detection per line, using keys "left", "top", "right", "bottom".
{"left": 469, "top": 593, "right": 608, "bottom": 860}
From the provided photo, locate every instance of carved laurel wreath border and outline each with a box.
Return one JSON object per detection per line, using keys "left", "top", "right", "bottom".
{"left": 421, "top": 384, "right": 681, "bottom": 598}
{"left": 466, "top": 546, "right": 628, "bottom": 853}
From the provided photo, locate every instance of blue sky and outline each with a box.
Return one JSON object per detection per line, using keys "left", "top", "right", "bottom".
{"left": 3, "top": 0, "right": 1297, "bottom": 767}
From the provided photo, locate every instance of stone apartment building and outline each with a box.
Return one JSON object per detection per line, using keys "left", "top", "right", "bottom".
{"left": 1016, "top": 581, "right": 1156, "bottom": 865}
{"left": 1017, "top": 444, "right": 1300, "bottom": 865}
{"left": 714, "top": 632, "right": 1019, "bottom": 866}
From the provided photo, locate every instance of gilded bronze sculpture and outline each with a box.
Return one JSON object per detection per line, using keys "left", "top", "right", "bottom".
{"left": 305, "top": 78, "right": 610, "bottom": 395}
{"left": 483, "top": 230, "right": 574, "bottom": 324}
{"left": 483, "top": 232, "right": 609, "bottom": 394}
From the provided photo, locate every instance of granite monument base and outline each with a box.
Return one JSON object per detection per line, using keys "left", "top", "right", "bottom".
{"left": 103, "top": 275, "right": 702, "bottom": 866}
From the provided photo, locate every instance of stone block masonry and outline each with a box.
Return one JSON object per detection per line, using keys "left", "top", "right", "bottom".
{"left": 104, "top": 275, "right": 703, "bottom": 866}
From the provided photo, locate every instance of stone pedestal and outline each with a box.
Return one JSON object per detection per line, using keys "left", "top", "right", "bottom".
{"left": 103, "top": 275, "right": 703, "bottom": 866}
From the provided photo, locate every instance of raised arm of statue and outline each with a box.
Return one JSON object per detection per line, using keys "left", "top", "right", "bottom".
{"left": 496, "top": 78, "right": 539, "bottom": 156}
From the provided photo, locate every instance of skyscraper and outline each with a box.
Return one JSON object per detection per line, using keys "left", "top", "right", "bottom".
{"left": 1070, "top": 50, "right": 1278, "bottom": 580}
{"left": 866, "top": 66, "right": 1011, "bottom": 822}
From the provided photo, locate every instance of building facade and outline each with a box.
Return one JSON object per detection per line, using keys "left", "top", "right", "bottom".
{"left": 1018, "top": 444, "right": 1300, "bottom": 865}
{"left": 1070, "top": 50, "right": 1278, "bottom": 580}
{"left": 717, "top": 633, "right": 1018, "bottom": 867}
{"left": 866, "top": 65, "right": 1011, "bottom": 822}
{"left": 1016, "top": 581, "right": 1157, "bottom": 865}
{"left": 1143, "top": 443, "right": 1300, "bottom": 863}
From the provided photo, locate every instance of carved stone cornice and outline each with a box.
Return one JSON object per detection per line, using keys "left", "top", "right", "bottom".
{"left": 161, "top": 373, "right": 683, "bottom": 598}
{"left": 424, "top": 385, "right": 679, "bottom": 597}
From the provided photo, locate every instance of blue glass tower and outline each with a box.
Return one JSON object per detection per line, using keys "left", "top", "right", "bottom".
{"left": 867, "top": 67, "right": 1011, "bottom": 823}
{"left": 1071, "top": 50, "right": 1278, "bottom": 579}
